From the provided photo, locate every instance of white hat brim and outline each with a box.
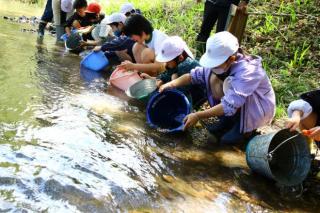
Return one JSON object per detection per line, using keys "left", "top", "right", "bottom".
{"left": 184, "top": 46, "right": 194, "bottom": 59}
{"left": 199, "top": 52, "right": 229, "bottom": 68}
{"left": 156, "top": 54, "right": 175, "bottom": 63}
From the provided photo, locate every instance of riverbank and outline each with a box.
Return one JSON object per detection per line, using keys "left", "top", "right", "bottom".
{"left": 1, "top": 0, "right": 320, "bottom": 212}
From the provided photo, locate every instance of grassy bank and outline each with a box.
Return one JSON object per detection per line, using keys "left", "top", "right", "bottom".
{"left": 14, "top": 0, "right": 320, "bottom": 119}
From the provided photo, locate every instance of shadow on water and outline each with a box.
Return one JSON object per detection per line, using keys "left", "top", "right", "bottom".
{"left": 1, "top": 4, "right": 320, "bottom": 212}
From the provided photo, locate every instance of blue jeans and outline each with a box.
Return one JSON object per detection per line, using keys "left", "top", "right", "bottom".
{"left": 207, "top": 111, "right": 244, "bottom": 145}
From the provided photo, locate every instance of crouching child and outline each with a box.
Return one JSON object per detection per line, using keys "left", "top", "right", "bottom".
{"left": 286, "top": 89, "right": 320, "bottom": 148}
{"left": 142, "top": 36, "right": 206, "bottom": 109}
{"left": 160, "top": 31, "right": 276, "bottom": 145}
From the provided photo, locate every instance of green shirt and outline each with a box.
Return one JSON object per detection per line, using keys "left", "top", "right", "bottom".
{"left": 157, "top": 57, "right": 200, "bottom": 83}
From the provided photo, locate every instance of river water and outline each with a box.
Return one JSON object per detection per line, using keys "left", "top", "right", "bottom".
{"left": 0, "top": 1, "right": 320, "bottom": 212}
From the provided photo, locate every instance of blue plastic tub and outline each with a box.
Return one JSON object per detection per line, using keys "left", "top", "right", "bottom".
{"left": 80, "top": 51, "right": 109, "bottom": 72}
{"left": 146, "top": 89, "right": 191, "bottom": 133}
{"left": 60, "top": 29, "right": 78, "bottom": 41}
{"left": 80, "top": 65, "right": 103, "bottom": 82}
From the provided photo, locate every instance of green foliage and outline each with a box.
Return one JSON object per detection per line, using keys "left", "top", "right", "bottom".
{"left": 16, "top": 0, "right": 45, "bottom": 5}
{"left": 245, "top": 0, "right": 319, "bottom": 118}
{"left": 288, "top": 41, "right": 310, "bottom": 69}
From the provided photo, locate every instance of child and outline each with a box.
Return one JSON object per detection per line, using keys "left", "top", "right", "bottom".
{"left": 64, "top": 0, "right": 100, "bottom": 39}
{"left": 118, "top": 14, "right": 168, "bottom": 76}
{"left": 93, "top": 13, "right": 136, "bottom": 63}
{"left": 120, "top": 2, "right": 141, "bottom": 17}
{"left": 286, "top": 89, "right": 320, "bottom": 145}
{"left": 160, "top": 31, "right": 276, "bottom": 144}
{"left": 142, "top": 36, "right": 206, "bottom": 108}
{"left": 38, "top": 0, "right": 73, "bottom": 41}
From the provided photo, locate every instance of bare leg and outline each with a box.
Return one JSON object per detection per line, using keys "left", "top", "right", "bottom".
{"left": 140, "top": 48, "right": 158, "bottom": 76}
{"left": 210, "top": 74, "right": 224, "bottom": 100}
{"left": 141, "top": 48, "right": 155, "bottom": 63}
{"left": 132, "top": 43, "right": 146, "bottom": 63}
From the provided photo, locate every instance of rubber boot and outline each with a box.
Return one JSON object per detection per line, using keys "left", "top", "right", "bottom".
{"left": 38, "top": 22, "right": 46, "bottom": 37}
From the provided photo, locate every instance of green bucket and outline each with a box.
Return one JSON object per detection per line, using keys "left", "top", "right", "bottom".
{"left": 126, "top": 79, "right": 157, "bottom": 103}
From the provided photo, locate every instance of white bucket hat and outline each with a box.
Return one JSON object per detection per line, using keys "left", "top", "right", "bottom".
{"left": 106, "top": 13, "right": 127, "bottom": 24}
{"left": 120, "top": 3, "right": 135, "bottom": 14}
{"left": 200, "top": 31, "right": 239, "bottom": 68}
{"left": 61, "top": 0, "right": 73, "bottom": 13}
{"left": 156, "top": 36, "right": 194, "bottom": 63}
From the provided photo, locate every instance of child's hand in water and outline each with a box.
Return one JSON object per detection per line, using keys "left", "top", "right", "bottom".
{"left": 183, "top": 113, "right": 199, "bottom": 130}
{"left": 159, "top": 82, "right": 175, "bottom": 93}
{"left": 140, "top": 73, "right": 151, "bottom": 79}
{"left": 118, "top": 60, "right": 135, "bottom": 71}
{"left": 309, "top": 127, "right": 320, "bottom": 141}
{"left": 93, "top": 46, "right": 101, "bottom": 52}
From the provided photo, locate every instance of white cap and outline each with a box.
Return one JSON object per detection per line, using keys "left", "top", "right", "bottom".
{"left": 61, "top": 0, "right": 73, "bottom": 13}
{"left": 156, "top": 36, "right": 194, "bottom": 63}
{"left": 106, "top": 13, "right": 126, "bottom": 24}
{"left": 200, "top": 31, "right": 239, "bottom": 68}
{"left": 120, "top": 3, "right": 135, "bottom": 14}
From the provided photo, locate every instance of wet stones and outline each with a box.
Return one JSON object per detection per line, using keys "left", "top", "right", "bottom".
{"left": 0, "top": 177, "right": 21, "bottom": 186}
{"left": 109, "top": 184, "right": 152, "bottom": 210}
{"left": 162, "top": 174, "right": 175, "bottom": 183}
{"left": 38, "top": 178, "right": 111, "bottom": 213}
{"left": 2, "top": 15, "right": 40, "bottom": 25}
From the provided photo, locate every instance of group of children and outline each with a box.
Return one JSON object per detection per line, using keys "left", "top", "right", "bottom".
{"left": 38, "top": 1, "right": 320, "bottom": 147}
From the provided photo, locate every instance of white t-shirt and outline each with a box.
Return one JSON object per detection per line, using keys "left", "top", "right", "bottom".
{"left": 91, "top": 17, "right": 113, "bottom": 40}
{"left": 145, "top": 30, "right": 168, "bottom": 56}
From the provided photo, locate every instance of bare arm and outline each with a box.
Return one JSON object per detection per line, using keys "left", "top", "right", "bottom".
{"left": 159, "top": 74, "right": 192, "bottom": 92}
{"left": 196, "top": 104, "right": 224, "bottom": 119}
{"left": 118, "top": 61, "right": 165, "bottom": 76}
{"left": 183, "top": 104, "right": 224, "bottom": 130}
{"left": 286, "top": 110, "right": 303, "bottom": 131}
{"left": 78, "top": 26, "right": 95, "bottom": 34}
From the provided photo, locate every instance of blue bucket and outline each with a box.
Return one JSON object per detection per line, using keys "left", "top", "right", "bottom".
{"left": 80, "top": 51, "right": 109, "bottom": 72}
{"left": 60, "top": 29, "right": 78, "bottom": 41}
{"left": 146, "top": 89, "right": 191, "bottom": 133}
{"left": 246, "top": 129, "right": 311, "bottom": 186}
{"left": 80, "top": 65, "right": 103, "bottom": 82}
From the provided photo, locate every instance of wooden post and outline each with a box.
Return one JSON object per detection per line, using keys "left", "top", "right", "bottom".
{"left": 227, "top": 4, "right": 249, "bottom": 45}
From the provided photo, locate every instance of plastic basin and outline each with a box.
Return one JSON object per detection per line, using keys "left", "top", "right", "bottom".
{"left": 60, "top": 29, "right": 78, "bottom": 41}
{"left": 80, "top": 51, "right": 109, "bottom": 72}
{"left": 126, "top": 79, "right": 157, "bottom": 102}
{"left": 109, "top": 67, "right": 142, "bottom": 91}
